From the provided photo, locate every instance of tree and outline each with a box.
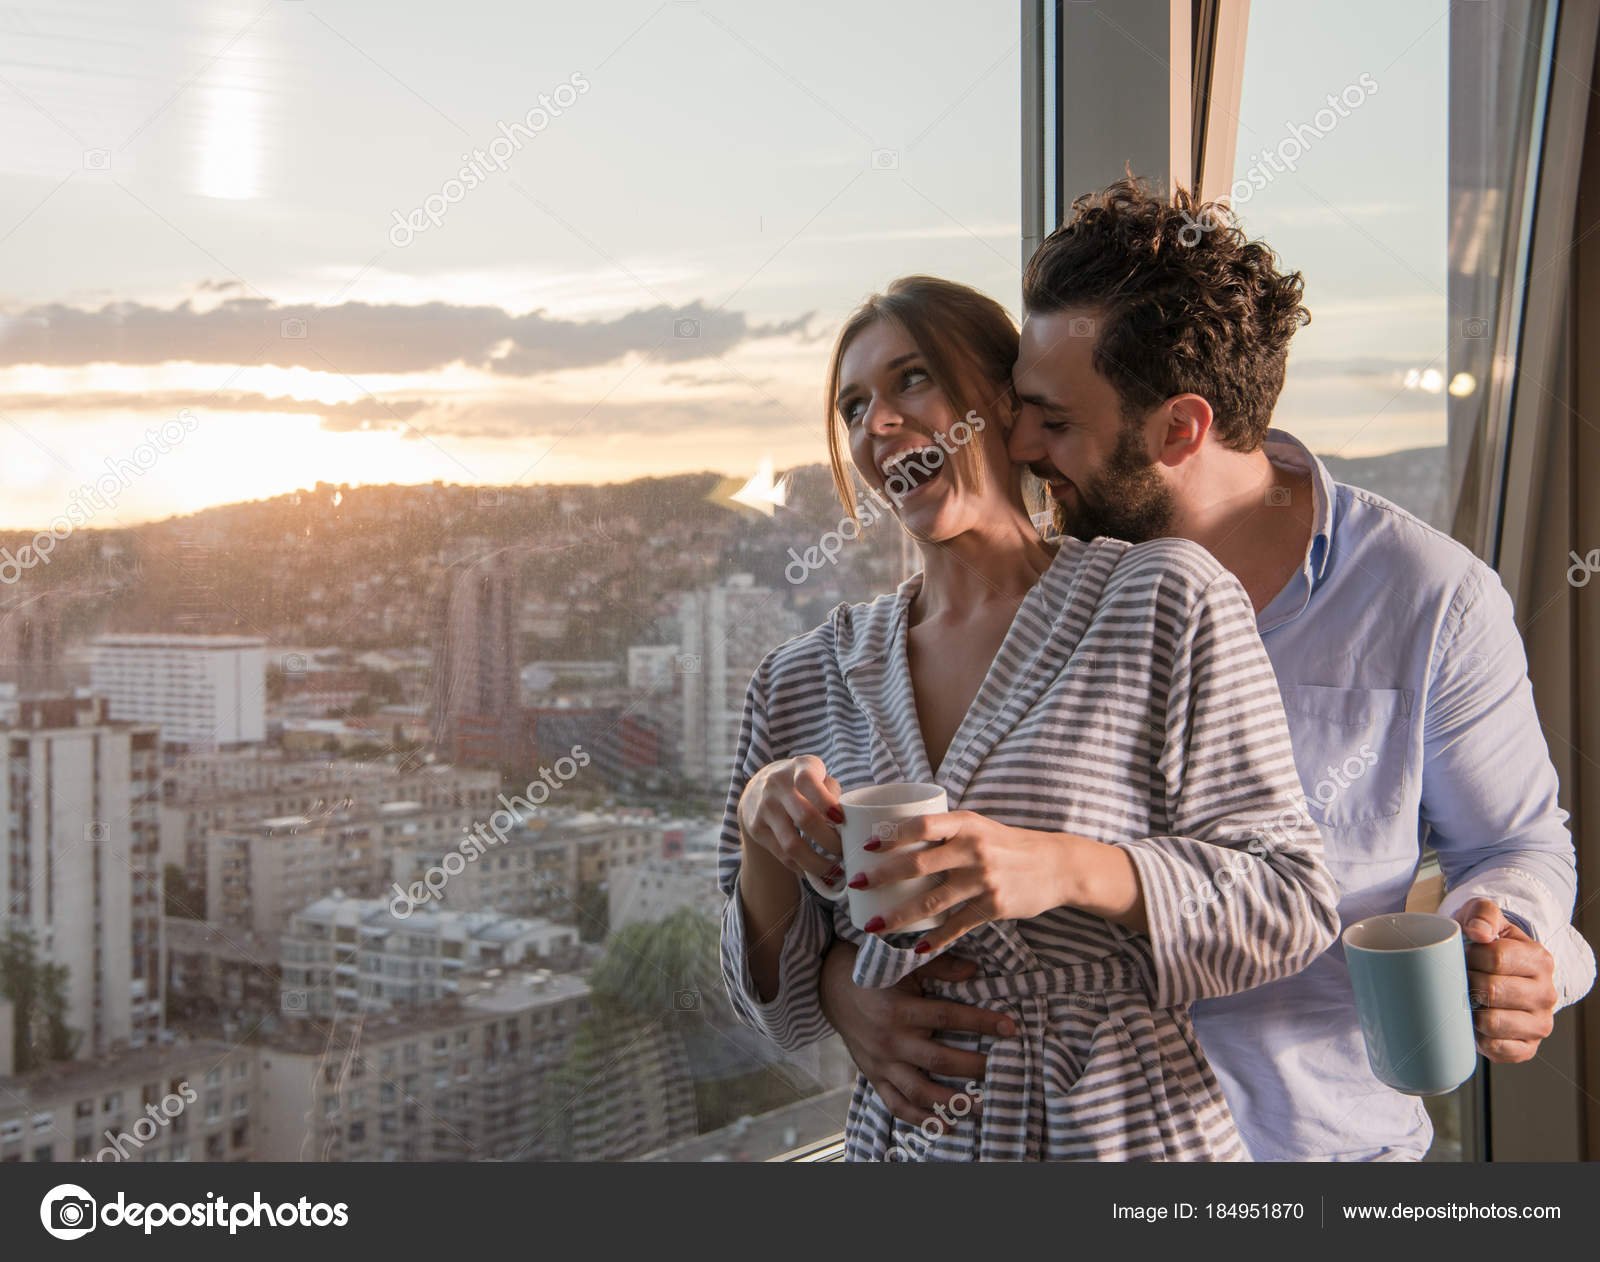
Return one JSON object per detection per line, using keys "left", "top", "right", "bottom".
{"left": 0, "top": 926, "right": 79, "bottom": 1071}
{"left": 589, "top": 908, "right": 723, "bottom": 1020}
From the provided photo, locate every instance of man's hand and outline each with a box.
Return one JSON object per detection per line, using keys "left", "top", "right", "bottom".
{"left": 817, "top": 939, "right": 1015, "bottom": 1126}
{"left": 1453, "top": 897, "right": 1558, "bottom": 1063}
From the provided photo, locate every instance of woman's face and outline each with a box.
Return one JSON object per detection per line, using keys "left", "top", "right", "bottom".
{"left": 835, "top": 319, "right": 1017, "bottom": 543}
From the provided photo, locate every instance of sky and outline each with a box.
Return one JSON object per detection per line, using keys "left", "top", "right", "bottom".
{"left": 0, "top": 0, "right": 1451, "bottom": 529}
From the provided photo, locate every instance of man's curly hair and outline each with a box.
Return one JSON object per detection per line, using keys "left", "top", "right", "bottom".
{"left": 1021, "top": 178, "right": 1309, "bottom": 451}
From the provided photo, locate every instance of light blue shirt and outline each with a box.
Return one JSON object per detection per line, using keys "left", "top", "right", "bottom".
{"left": 1190, "top": 429, "right": 1593, "bottom": 1161}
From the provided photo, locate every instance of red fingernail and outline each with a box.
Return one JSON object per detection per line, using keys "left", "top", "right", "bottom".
{"left": 863, "top": 916, "right": 885, "bottom": 934}
{"left": 913, "top": 940, "right": 931, "bottom": 954}
{"left": 827, "top": 806, "right": 845, "bottom": 824}
{"left": 824, "top": 865, "right": 844, "bottom": 882}
{"left": 847, "top": 873, "right": 868, "bottom": 889}
{"left": 863, "top": 839, "right": 881, "bottom": 852}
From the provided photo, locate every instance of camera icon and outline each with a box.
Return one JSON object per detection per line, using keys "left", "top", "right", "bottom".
{"left": 675, "top": 653, "right": 701, "bottom": 674}
{"left": 1265, "top": 486, "right": 1291, "bottom": 507}
{"left": 281, "top": 317, "right": 308, "bottom": 339}
{"left": 40, "top": 1185, "right": 97, "bottom": 1240}
{"left": 281, "top": 989, "right": 308, "bottom": 1013}
{"left": 870, "top": 148, "right": 899, "bottom": 171}
{"left": 282, "top": 652, "right": 307, "bottom": 674}
{"left": 477, "top": 488, "right": 503, "bottom": 508}
{"left": 83, "top": 149, "right": 110, "bottom": 171}
{"left": 1067, "top": 316, "right": 1097, "bottom": 339}
{"left": 673, "top": 318, "right": 700, "bottom": 339}
{"left": 84, "top": 821, "right": 111, "bottom": 843}
{"left": 872, "top": 821, "right": 901, "bottom": 843}
{"left": 1461, "top": 316, "right": 1488, "bottom": 340}
{"left": 673, "top": 989, "right": 701, "bottom": 1011}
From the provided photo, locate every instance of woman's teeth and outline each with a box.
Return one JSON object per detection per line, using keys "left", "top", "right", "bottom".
{"left": 880, "top": 448, "right": 943, "bottom": 497}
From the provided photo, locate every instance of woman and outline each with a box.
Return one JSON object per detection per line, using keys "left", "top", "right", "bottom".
{"left": 717, "top": 276, "right": 1339, "bottom": 1160}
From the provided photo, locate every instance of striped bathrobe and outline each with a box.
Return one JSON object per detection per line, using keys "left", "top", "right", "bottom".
{"left": 718, "top": 535, "right": 1341, "bottom": 1161}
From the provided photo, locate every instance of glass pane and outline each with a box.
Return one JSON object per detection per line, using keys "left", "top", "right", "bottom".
{"left": 0, "top": 0, "right": 1018, "bottom": 1162}
{"left": 1232, "top": 0, "right": 1555, "bottom": 1161}
{"left": 1232, "top": 0, "right": 1449, "bottom": 528}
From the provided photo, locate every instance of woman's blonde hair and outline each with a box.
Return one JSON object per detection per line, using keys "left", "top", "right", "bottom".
{"left": 823, "top": 275, "right": 1019, "bottom": 520}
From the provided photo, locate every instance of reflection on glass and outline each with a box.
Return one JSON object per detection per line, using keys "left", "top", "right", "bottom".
{"left": 0, "top": 0, "right": 1018, "bottom": 1164}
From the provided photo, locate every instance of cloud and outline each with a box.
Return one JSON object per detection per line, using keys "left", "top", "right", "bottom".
{"left": 0, "top": 296, "right": 813, "bottom": 376}
{"left": 0, "top": 390, "right": 428, "bottom": 424}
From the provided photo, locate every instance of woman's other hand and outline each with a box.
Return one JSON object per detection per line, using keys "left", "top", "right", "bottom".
{"left": 737, "top": 754, "right": 846, "bottom": 887}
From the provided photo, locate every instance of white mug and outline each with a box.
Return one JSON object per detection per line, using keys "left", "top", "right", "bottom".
{"left": 804, "top": 782, "right": 949, "bottom": 934}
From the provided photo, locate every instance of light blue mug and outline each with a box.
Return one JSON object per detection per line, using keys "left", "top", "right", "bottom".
{"left": 1343, "top": 911, "right": 1479, "bottom": 1096}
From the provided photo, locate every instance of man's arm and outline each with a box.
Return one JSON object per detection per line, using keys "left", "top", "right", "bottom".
{"left": 1420, "top": 565, "right": 1591, "bottom": 1055}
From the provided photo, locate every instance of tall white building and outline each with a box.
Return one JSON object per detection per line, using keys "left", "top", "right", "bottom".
{"left": 91, "top": 634, "right": 266, "bottom": 749}
{"left": 676, "top": 575, "right": 800, "bottom": 791}
{"left": 1, "top": 695, "right": 163, "bottom": 1058}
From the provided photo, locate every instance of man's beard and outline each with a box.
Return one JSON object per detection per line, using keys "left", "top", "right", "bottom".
{"left": 1052, "top": 423, "right": 1175, "bottom": 544}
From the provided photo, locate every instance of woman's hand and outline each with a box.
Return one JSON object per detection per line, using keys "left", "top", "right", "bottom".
{"left": 852, "top": 810, "right": 1148, "bottom": 951}
{"left": 737, "top": 755, "right": 846, "bottom": 887}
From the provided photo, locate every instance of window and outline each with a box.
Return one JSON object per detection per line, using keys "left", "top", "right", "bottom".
{"left": 1, "top": 0, "right": 1017, "bottom": 1164}
{"left": 1225, "top": 0, "right": 1560, "bottom": 1162}
{"left": 1230, "top": 0, "right": 1448, "bottom": 526}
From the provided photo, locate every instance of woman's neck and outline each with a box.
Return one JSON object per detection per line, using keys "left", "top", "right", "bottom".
{"left": 911, "top": 511, "right": 1055, "bottom": 624}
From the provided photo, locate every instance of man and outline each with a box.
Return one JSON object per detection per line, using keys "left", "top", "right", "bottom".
{"left": 817, "top": 179, "right": 1595, "bottom": 1160}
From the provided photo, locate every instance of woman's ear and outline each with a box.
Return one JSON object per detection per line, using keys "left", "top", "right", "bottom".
{"left": 1000, "top": 381, "right": 1021, "bottom": 433}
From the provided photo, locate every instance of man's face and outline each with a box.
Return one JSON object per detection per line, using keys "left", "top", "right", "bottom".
{"left": 1009, "top": 307, "right": 1174, "bottom": 543}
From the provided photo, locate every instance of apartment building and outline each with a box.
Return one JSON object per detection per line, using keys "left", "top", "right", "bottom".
{"left": 256, "top": 970, "right": 597, "bottom": 1161}
{"left": 675, "top": 574, "right": 801, "bottom": 790}
{"left": 0, "top": 1038, "right": 258, "bottom": 1163}
{"left": 1, "top": 694, "right": 164, "bottom": 1057}
{"left": 166, "top": 758, "right": 498, "bottom": 896}
{"left": 391, "top": 811, "right": 668, "bottom": 921}
{"left": 90, "top": 634, "right": 266, "bottom": 749}
{"left": 278, "top": 895, "right": 578, "bottom": 1019}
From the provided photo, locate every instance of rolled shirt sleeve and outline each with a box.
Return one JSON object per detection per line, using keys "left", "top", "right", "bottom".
{"left": 1421, "top": 566, "right": 1590, "bottom": 1007}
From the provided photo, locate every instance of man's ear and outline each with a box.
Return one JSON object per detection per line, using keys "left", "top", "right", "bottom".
{"left": 1154, "top": 393, "right": 1214, "bottom": 468}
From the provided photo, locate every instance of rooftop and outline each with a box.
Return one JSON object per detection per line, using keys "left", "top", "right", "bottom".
{"left": 642, "top": 1086, "right": 852, "bottom": 1162}
{"left": 0, "top": 1038, "right": 243, "bottom": 1102}
{"left": 259, "top": 969, "right": 590, "bottom": 1055}
{"left": 92, "top": 634, "right": 267, "bottom": 649}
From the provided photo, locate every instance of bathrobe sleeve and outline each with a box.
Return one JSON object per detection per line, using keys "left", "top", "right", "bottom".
{"left": 1121, "top": 568, "right": 1342, "bottom": 1009}
{"left": 716, "top": 661, "right": 837, "bottom": 1052}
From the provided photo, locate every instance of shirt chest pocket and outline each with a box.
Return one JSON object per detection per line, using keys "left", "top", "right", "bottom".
{"left": 1276, "top": 684, "right": 1415, "bottom": 832}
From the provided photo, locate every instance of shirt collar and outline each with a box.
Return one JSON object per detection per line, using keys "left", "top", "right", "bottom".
{"left": 1256, "top": 428, "right": 1335, "bottom": 631}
